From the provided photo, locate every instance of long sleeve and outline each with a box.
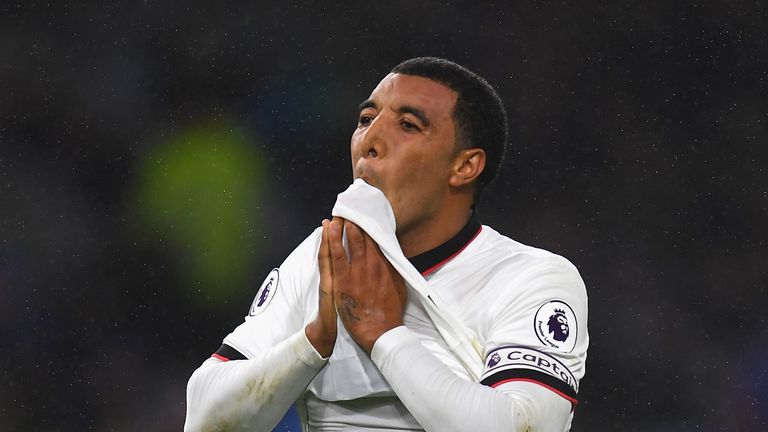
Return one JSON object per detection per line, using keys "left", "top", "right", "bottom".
{"left": 371, "top": 326, "right": 573, "bottom": 432}
{"left": 184, "top": 329, "right": 327, "bottom": 432}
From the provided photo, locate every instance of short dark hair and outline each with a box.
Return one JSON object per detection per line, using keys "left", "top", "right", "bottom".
{"left": 391, "top": 57, "right": 508, "bottom": 197}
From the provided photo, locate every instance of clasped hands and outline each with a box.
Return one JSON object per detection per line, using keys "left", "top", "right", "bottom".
{"left": 305, "top": 217, "right": 407, "bottom": 357}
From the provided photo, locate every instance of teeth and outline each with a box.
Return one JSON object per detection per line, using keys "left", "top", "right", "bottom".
{"left": 368, "top": 149, "right": 377, "bottom": 157}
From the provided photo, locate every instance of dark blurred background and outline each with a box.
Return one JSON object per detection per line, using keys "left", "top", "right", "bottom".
{"left": 1, "top": 1, "right": 766, "bottom": 431}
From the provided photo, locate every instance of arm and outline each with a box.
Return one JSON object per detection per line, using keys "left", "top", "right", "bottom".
{"left": 184, "top": 330, "right": 326, "bottom": 431}
{"left": 371, "top": 327, "right": 572, "bottom": 432}
{"left": 185, "top": 221, "right": 340, "bottom": 431}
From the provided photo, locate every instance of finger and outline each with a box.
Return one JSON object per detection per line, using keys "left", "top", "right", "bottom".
{"left": 358, "top": 228, "right": 385, "bottom": 278}
{"left": 362, "top": 230, "right": 384, "bottom": 259}
{"left": 321, "top": 226, "right": 338, "bottom": 329}
{"left": 318, "top": 219, "right": 333, "bottom": 282}
{"left": 319, "top": 220, "right": 336, "bottom": 306}
{"left": 345, "top": 220, "right": 367, "bottom": 264}
{"left": 328, "top": 218, "right": 349, "bottom": 276}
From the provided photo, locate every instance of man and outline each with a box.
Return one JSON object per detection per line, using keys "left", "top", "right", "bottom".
{"left": 185, "top": 57, "right": 589, "bottom": 431}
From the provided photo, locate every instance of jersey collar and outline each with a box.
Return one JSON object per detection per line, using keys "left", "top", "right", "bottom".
{"left": 407, "top": 210, "right": 482, "bottom": 276}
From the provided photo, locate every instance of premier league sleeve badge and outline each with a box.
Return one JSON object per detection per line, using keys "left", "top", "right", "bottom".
{"left": 249, "top": 268, "right": 280, "bottom": 316}
{"left": 534, "top": 300, "right": 578, "bottom": 352}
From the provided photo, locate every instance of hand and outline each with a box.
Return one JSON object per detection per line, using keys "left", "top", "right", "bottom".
{"left": 328, "top": 218, "right": 407, "bottom": 354}
{"left": 305, "top": 219, "right": 337, "bottom": 358}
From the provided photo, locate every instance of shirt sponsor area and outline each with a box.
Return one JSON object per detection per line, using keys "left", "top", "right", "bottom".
{"left": 481, "top": 346, "right": 577, "bottom": 392}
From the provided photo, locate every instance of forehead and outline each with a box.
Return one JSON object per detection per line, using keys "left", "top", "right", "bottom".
{"left": 367, "top": 73, "right": 458, "bottom": 118}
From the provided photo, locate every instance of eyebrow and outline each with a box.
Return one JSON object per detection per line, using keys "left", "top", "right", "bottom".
{"left": 357, "top": 99, "right": 431, "bottom": 127}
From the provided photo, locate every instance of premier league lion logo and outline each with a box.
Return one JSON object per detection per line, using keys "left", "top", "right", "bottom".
{"left": 534, "top": 300, "right": 577, "bottom": 352}
{"left": 547, "top": 309, "right": 570, "bottom": 342}
{"left": 487, "top": 352, "right": 501, "bottom": 368}
{"left": 249, "top": 268, "right": 279, "bottom": 316}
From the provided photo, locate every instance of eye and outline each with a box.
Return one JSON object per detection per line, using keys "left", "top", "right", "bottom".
{"left": 400, "top": 119, "right": 420, "bottom": 132}
{"left": 358, "top": 114, "right": 373, "bottom": 127}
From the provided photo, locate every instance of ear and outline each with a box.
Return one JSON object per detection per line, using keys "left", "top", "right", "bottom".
{"left": 448, "top": 148, "right": 485, "bottom": 188}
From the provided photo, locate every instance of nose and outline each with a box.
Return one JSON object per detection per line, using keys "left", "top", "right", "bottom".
{"left": 358, "top": 113, "right": 388, "bottom": 160}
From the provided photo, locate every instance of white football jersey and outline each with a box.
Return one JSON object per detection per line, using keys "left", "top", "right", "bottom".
{"left": 218, "top": 213, "right": 588, "bottom": 430}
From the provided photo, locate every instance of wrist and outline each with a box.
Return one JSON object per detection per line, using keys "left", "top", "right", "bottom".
{"left": 370, "top": 326, "right": 415, "bottom": 366}
{"left": 359, "top": 322, "right": 404, "bottom": 355}
{"left": 305, "top": 321, "right": 335, "bottom": 358}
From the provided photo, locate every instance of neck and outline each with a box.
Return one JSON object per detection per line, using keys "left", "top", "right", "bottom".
{"left": 397, "top": 202, "right": 473, "bottom": 258}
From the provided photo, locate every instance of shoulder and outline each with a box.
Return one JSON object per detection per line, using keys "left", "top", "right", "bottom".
{"left": 221, "top": 227, "right": 324, "bottom": 357}
{"left": 476, "top": 226, "right": 584, "bottom": 290}
{"left": 282, "top": 226, "right": 323, "bottom": 266}
{"left": 274, "top": 226, "right": 323, "bottom": 292}
{"left": 252, "top": 226, "right": 323, "bottom": 311}
{"left": 475, "top": 227, "right": 587, "bottom": 326}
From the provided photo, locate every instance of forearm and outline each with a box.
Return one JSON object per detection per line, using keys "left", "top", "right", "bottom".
{"left": 371, "top": 327, "right": 571, "bottom": 432}
{"left": 184, "top": 329, "right": 327, "bottom": 432}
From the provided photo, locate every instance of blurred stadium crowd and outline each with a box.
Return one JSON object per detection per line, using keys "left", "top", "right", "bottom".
{"left": 1, "top": 1, "right": 766, "bottom": 430}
